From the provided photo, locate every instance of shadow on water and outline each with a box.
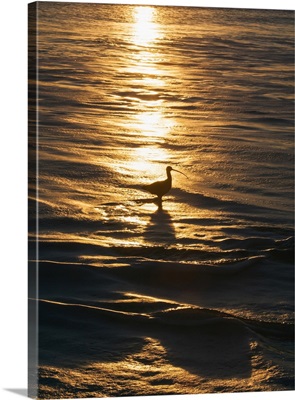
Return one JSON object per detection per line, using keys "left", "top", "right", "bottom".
{"left": 143, "top": 202, "right": 176, "bottom": 245}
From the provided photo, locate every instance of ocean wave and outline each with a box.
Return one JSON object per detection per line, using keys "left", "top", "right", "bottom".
{"left": 36, "top": 293, "right": 294, "bottom": 394}
{"left": 36, "top": 296, "right": 294, "bottom": 342}
{"left": 33, "top": 245, "right": 294, "bottom": 324}
{"left": 31, "top": 227, "right": 294, "bottom": 266}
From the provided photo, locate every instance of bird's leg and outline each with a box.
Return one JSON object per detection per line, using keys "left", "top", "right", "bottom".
{"left": 156, "top": 197, "right": 163, "bottom": 210}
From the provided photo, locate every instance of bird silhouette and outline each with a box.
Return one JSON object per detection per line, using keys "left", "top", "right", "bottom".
{"left": 142, "top": 166, "right": 187, "bottom": 202}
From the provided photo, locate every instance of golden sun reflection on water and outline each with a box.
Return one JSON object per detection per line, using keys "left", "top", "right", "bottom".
{"left": 133, "top": 109, "right": 175, "bottom": 137}
{"left": 132, "top": 6, "right": 161, "bottom": 47}
{"left": 127, "top": 146, "right": 171, "bottom": 180}
{"left": 121, "top": 6, "right": 176, "bottom": 187}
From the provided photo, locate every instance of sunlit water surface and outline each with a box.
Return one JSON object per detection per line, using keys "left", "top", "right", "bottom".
{"left": 29, "top": 3, "right": 294, "bottom": 398}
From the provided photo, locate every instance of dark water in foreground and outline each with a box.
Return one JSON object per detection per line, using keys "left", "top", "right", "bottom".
{"left": 29, "top": 2, "right": 294, "bottom": 398}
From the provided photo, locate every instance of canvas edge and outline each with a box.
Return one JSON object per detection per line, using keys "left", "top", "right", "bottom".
{"left": 28, "top": 2, "right": 39, "bottom": 399}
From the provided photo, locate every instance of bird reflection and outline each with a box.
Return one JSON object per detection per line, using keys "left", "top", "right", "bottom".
{"left": 144, "top": 207, "right": 176, "bottom": 245}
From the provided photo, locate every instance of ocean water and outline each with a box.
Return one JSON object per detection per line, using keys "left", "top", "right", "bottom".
{"left": 28, "top": 2, "right": 294, "bottom": 398}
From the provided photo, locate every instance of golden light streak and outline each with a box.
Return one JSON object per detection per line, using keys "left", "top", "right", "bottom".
{"left": 132, "top": 6, "right": 160, "bottom": 47}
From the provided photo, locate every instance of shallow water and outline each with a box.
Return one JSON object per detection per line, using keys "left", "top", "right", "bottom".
{"left": 29, "top": 3, "right": 294, "bottom": 398}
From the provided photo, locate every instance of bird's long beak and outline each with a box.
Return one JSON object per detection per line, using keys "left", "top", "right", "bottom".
{"left": 172, "top": 168, "right": 188, "bottom": 178}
